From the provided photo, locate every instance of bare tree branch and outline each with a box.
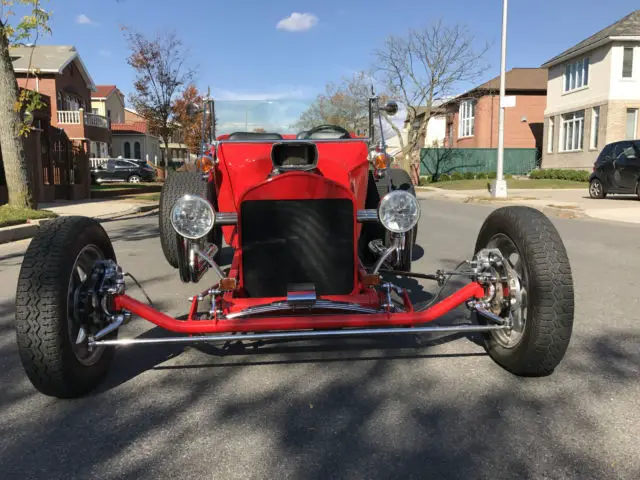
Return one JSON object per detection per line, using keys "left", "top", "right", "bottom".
{"left": 373, "top": 20, "right": 490, "bottom": 181}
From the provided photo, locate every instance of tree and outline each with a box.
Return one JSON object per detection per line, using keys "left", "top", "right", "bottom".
{"left": 173, "top": 84, "right": 216, "bottom": 156}
{"left": 374, "top": 20, "right": 490, "bottom": 182}
{"left": 293, "top": 72, "right": 372, "bottom": 133}
{"left": 0, "top": 0, "right": 51, "bottom": 208}
{"left": 124, "top": 28, "right": 194, "bottom": 172}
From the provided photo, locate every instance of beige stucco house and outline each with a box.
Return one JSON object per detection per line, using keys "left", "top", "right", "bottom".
{"left": 541, "top": 10, "right": 640, "bottom": 169}
{"left": 90, "top": 85, "right": 126, "bottom": 157}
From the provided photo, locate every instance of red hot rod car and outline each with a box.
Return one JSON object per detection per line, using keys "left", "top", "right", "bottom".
{"left": 14, "top": 98, "right": 575, "bottom": 398}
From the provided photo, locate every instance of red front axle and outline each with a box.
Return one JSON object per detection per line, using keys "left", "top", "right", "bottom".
{"left": 113, "top": 282, "right": 486, "bottom": 334}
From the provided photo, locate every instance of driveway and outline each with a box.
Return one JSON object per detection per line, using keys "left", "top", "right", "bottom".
{"left": 0, "top": 203, "right": 638, "bottom": 479}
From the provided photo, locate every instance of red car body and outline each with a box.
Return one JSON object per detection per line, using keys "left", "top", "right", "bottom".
{"left": 111, "top": 136, "right": 488, "bottom": 335}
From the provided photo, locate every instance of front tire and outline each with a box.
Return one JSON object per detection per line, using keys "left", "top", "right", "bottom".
{"left": 15, "top": 217, "right": 118, "bottom": 398}
{"left": 474, "top": 206, "right": 575, "bottom": 377}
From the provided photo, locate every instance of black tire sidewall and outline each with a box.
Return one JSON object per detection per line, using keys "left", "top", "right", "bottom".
{"left": 15, "top": 217, "right": 117, "bottom": 397}
{"left": 474, "top": 206, "right": 574, "bottom": 376}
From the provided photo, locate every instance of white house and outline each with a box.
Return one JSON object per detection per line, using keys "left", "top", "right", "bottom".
{"left": 541, "top": 10, "right": 640, "bottom": 169}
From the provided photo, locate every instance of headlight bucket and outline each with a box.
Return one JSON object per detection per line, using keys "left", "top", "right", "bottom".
{"left": 378, "top": 190, "right": 420, "bottom": 234}
{"left": 170, "top": 194, "right": 215, "bottom": 240}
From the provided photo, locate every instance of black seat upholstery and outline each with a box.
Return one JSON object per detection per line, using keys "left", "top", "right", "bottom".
{"left": 227, "top": 131, "right": 283, "bottom": 141}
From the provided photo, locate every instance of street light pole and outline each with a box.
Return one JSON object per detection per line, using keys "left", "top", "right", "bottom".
{"left": 492, "top": 0, "right": 509, "bottom": 198}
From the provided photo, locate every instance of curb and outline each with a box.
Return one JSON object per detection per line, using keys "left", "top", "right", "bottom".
{"left": 0, "top": 204, "right": 159, "bottom": 245}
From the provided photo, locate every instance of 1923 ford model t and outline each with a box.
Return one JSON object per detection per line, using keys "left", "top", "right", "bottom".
{"left": 14, "top": 96, "right": 574, "bottom": 398}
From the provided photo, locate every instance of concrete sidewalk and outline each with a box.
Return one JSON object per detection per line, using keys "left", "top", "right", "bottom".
{"left": 417, "top": 186, "right": 640, "bottom": 224}
{"left": 0, "top": 198, "right": 159, "bottom": 244}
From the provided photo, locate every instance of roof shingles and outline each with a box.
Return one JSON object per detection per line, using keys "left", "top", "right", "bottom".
{"left": 542, "top": 10, "right": 640, "bottom": 66}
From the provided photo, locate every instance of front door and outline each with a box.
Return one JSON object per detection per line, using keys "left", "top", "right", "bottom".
{"left": 612, "top": 141, "right": 639, "bottom": 191}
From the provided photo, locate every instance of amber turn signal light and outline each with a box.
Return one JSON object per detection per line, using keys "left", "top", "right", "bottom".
{"left": 362, "top": 274, "right": 381, "bottom": 287}
{"left": 374, "top": 153, "right": 388, "bottom": 170}
{"left": 220, "top": 278, "right": 237, "bottom": 291}
{"left": 196, "top": 156, "right": 215, "bottom": 173}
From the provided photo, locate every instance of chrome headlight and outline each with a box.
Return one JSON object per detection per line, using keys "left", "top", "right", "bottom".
{"left": 170, "top": 194, "right": 215, "bottom": 239}
{"left": 378, "top": 190, "right": 420, "bottom": 233}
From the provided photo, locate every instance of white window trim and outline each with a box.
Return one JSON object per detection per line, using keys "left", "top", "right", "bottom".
{"left": 563, "top": 57, "right": 590, "bottom": 93}
{"left": 622, "top": 47, "right": 634, "bottom": 79}
{"left": 458, "top": 99, "right": 475, "bottom": 138}
{"left": 547, "top": 117, "right": 554, "bottom": 153}
{"left": 560, "top": 110, "right": 585, "bottom": 152}
{"left": 590, "top": 107, "right": 600, "bottom": 150}
{"left": 626, "top": 108, "right": 638, "bottom": 140}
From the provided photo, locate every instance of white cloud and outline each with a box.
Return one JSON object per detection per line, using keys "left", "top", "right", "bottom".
{"left": 99, "top": 49, "right": 111, "bottom": 57}
{"left": 76, "top": 14, "right": 95, "bottom": 25}
{"left": 276, "top": 12, "right": 318, "bottom": 32}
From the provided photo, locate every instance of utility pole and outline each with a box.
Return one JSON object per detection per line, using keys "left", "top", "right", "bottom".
{"left": 492, "top": 0, "right": 509, "bottom": 198}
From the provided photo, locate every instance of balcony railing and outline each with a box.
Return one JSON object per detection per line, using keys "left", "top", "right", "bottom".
{"left": 56, "top": 110, "right": 109, "bottom": 129}
{"left": 57, "top": 110, "right": 80, "bottom": 124}
{"left": 84, "top": 112, "right": 109, "bottom": 129}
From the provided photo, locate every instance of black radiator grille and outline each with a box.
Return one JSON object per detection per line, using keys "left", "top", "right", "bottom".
{"left": 240, "top": 199, "right": 354, "bottom": 297}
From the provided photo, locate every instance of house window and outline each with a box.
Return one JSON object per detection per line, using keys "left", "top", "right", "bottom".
{"left": 547, "top": 117, "right": 554, "bottom": 153}
{"left": 590, "top": 107, "right": 600, "bottom": 149}
{"left": 92, "top": 108, "right": 99, "bottom": 115}
{"left": 626, "top": 109, "right": 638, "bottom": 140}
{"left": 560, "top": 110, "right": 585, "bottom": 152}
{"left": 134, "top": 141, "right": 141, "bottom": 159}
{"left": 124, "top": 141, "right": 131, "bottom": 158}
{"left": 458, "top": 99, "right": 475, "bottom": 138}
{"left": 622, "top": 47, "right": 634, "bottom": 78}
{"left": 564, "top": 57, "right": 589, "bottom": 92}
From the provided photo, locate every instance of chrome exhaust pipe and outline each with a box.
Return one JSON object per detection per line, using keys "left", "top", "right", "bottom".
{"left": 89, "top": 323, "right": 509, "bottom": 348}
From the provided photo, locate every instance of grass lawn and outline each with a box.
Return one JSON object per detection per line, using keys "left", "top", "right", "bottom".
{"left": 128, "top": 192, "right": 161, "bottom": 202}
{"left": 91, "top": 183, "right": 157, "bottom": 191}
{"left": 424, "top": 179, "right": 587, "bottom": 190}
{"left": 0, "top": 205, "right": 58, "bottom": 228}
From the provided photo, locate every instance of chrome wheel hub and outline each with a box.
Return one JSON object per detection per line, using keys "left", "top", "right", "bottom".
{"left": 481, "top": 234, "right": 528, "bottom": 348}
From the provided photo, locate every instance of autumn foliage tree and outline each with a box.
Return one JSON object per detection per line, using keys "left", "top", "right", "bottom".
{"left": 124, "top": 28, "right": 194, "bottom": 172}
{"left": 173, "top": 84, "right": 216, "bottom": 156}
{"left": 0, "top": 0, "right": 51, "bottom": 208}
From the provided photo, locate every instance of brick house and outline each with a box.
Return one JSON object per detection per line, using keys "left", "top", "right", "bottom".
{"left": 541, "top": 10, "right": 640, "bottom": 169}
{"left": 10, "top": 45, "right": 110, "bottom": 199}
{"left": 441, "top": 68, "right": 548, "bottom": 153}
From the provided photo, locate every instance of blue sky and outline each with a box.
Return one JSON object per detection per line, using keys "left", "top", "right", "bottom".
{"left": 26, "top": 0, "right": 640, "bottom": 131}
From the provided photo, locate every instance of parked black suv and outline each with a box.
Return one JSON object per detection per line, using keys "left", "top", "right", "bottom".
{"left": 589, "top": 140, "right": 640, "bottom": 199}
{"left": 90, "top": 159, "right": 157, "bottom": 184}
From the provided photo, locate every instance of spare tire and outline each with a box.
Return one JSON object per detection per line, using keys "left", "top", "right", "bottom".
{"left": 159, "top": 172, "right": 221, "bottom": 268}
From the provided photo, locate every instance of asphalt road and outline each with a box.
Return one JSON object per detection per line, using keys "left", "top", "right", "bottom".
{"left": 0, "top": 200, "right": 638, "bottom": 480}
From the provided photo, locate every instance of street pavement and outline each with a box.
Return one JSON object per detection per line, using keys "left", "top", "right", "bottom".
{"left": 0, "top": 201, "right": 638, "bottom": 480}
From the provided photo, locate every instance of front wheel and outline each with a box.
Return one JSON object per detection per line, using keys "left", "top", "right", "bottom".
{"left": 589, "top": 178, "right": 606, "bottom": 199}
{"left": 15, "top": 217, "right": 118, "bottom": 398}
{"left": 474, "top": 206, "right": 575, "bottom": 377}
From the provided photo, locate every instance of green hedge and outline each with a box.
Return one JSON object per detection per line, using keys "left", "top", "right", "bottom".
{"left": 419, "top": 172, "right": 513, "bottom": 185}
{"left": 529, "top": 169, "right": 590, "bottom": 182}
